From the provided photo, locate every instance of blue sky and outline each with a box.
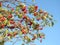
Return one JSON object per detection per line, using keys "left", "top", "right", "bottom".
{"left": 4, "top": 0, "right": 60, "bottom": 45}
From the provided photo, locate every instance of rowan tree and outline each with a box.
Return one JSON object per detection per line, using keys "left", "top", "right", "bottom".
{"left": 0, "top": 0, "right": 54, "bottom": 45}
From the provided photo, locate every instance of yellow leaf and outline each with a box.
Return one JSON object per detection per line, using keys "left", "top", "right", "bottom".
{"left": 18, "top": 14, "right": 23, "bottom": 18}
{"left": 0, "top": 36, "right": 4, "bottom": 42}
{"left": 7, "top": 21, "right": 10, "bottom": 26}
{"left": 5, "top": 29, "right": 9, "bottom": 35}
{"left": 3, "top": 20, "right": 7, "bottom": 25}
{"left": 0, "top": 14, "right": 3, "bottom": 17}
{"left": 20, "top": 31, "right": 22, "bottom": 35}
{"left": 8, "top": 36, "right": 11, "bottom": 40}
{"left": 0, "top": 7, "right": 2, "bottom": 10}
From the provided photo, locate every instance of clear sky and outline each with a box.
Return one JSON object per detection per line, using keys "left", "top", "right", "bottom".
{"left": 4, "top": 0, "right": 60, "bottom": 45}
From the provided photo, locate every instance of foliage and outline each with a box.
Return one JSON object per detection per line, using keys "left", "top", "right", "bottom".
{"left": 0, "top": 0, "right": 54, "bottom": 45}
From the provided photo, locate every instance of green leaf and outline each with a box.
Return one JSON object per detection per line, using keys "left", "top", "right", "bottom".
{"left": 16, "top": 6, "right": 20, "bottom": 11}
{"left": 48, "top": 21, "right": 54, "bottom": 27}
{"left": 18, "top": 14, "right": 22, "bottom": 18}
{"left": 37, "top": 34, "right": 40, "bottom": 37}
{"left": 51, "top": 21, "right": 54, "bottom": 26}
{"left": 27, "top": 38, "right": 31, "bottom": 43}
{"left": 5, "top": 29, "right": 9, "bottom": 35}
{"left": 0, "top": 41, "right": 4, "bottom": 45}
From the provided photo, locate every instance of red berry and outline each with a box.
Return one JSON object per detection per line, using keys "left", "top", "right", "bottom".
{"left": 1, "top": 24, "right": 5, "bottom": 28}
{"left": 40, "top": 36, "right": 42, "bottom": 38}
{"left": 32, "top": 37, "right": 35, "bottom": 40}
{"left": 22, "top": 6, "right": 26, "bottom": 11}
{"left": 23, "top": 10, "right": 27, "bottom": 13}
{"left": 0, "top": 2, "right": 2, "bottom": 7}
{"left": 1, "top": 17, "right": 6, "bottom": 21}
{"left": 22, "top": 6, "right": 27, "bottom": 14}
{"left": 22, "top": 29, "right": 26, "bottom": 34}
{"left": 10, "top": 26, "right": 15, "bottom": 29}
{"left": 8, "top": 14, "right": 12, "bottom": 18}
{"left": 34, "top": 12, "right": 38, "bottom": 16}
{"left": 11, "top": 8, "right": 14, "bottom": 11}
{"left": 29, "top": 21, "right": 33, "bottom": 25}
{"left": 23, "top": 15, "right": 27, "bottom": 19}
{"left": 7, "top": 33, "right": 11, "bottom": 36}
{"left": 34, "top": 6, "right": 38, "bottom": 11}
{"left": 10, "top": 20, "right": 15, "bottom": 24}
